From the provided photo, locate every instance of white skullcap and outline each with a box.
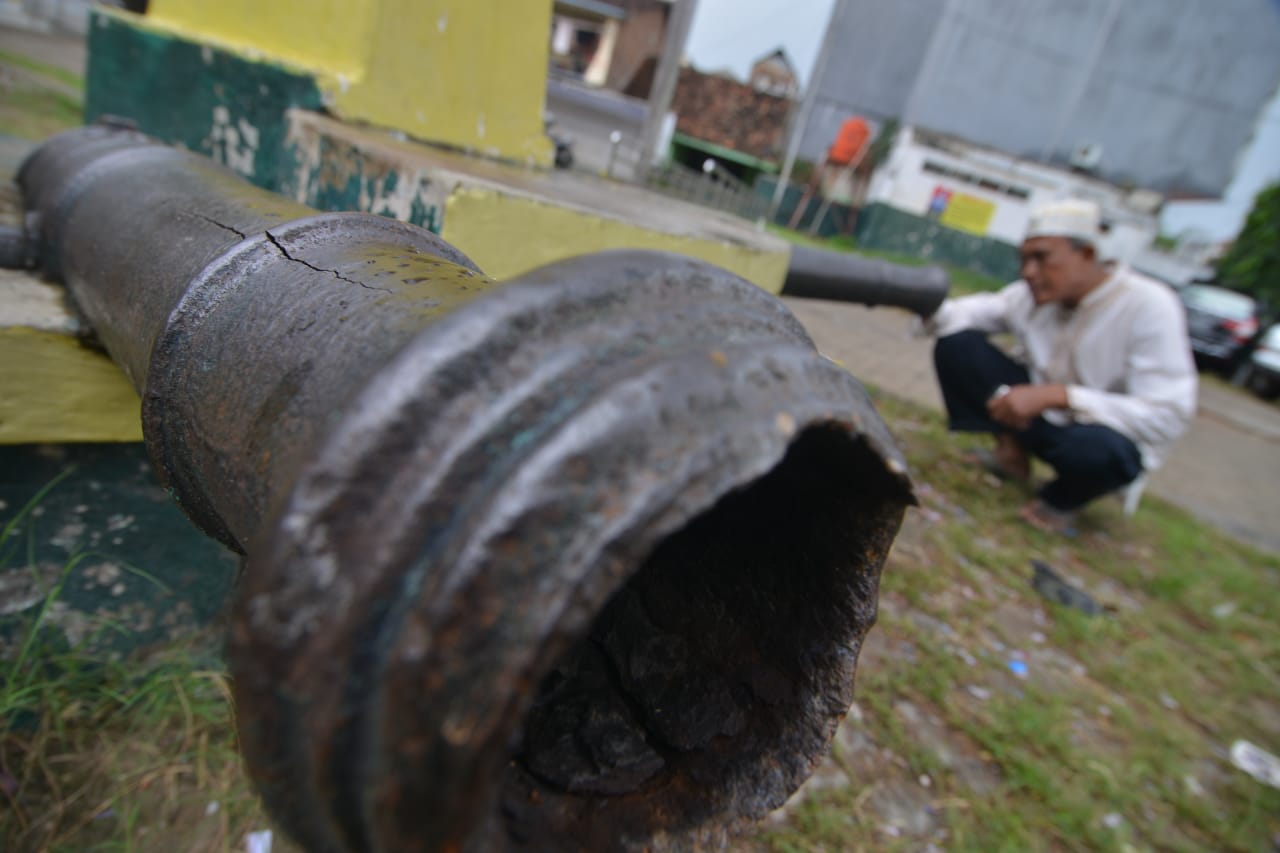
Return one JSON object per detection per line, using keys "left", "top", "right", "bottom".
{"left": 1024, "top": 199, "right": 1102, "bottom": 246}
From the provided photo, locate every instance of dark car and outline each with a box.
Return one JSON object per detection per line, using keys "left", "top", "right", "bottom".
{"left": 1180, "top": 284, "right": 1259, "bottom": 368}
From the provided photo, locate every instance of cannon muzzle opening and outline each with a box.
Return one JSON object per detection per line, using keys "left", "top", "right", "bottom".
{"left": 500, "top": 425, "right": 905, "bottom": 851}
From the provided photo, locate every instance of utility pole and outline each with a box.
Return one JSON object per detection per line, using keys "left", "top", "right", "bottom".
{"left": 769, "top": 0, "right": 846, "bottom": 220}
{"left": 637, "top": 0, "right": 699, "bottom": 180}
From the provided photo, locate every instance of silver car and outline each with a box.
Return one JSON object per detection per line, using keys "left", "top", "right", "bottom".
{"left": 1236, "top": 324, "right": 1280, "bottom": 400}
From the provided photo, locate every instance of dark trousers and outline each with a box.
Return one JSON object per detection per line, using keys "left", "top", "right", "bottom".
{"left": 934, "top": 330, "right": 1143, "bottom": 511}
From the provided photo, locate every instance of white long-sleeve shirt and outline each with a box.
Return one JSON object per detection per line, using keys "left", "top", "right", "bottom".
{"left": 928, "top": 265, "right": 1198, "bottom": 470}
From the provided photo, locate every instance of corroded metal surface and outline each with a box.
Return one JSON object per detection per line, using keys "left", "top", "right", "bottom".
{"left": 20, "top": 127, "right": 914, "bottom": 852}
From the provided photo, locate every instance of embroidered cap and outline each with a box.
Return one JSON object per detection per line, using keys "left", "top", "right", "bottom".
{"left": 1024, "top": 199, "right": 1102, "bottom": 246}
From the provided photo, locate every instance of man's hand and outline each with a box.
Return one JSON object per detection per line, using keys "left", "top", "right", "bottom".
{"left": 987, "top": 383, "right": 1068, "bottom": 430}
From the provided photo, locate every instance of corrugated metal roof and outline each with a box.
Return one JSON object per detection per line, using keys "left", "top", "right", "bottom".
{"left": 553, "top": 0, "right": 626, "bottom": 21}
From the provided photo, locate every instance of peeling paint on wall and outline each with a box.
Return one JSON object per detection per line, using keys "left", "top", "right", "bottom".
{"left": 207, "top": 105, "right": 261, "bottom": 178}
{"left": 283, "top": 116, "right": 449, "bottom": 231}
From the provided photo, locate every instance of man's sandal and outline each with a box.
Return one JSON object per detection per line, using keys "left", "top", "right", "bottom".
{"left": 1019, "top": 499, "right": 1078, "bottom": 537}
{"left": 968, "top": 448, "right": 1031, "bottom": 484}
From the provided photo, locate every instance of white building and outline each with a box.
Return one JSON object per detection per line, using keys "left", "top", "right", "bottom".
{"left": 864, "top": 126, "right": 1164, "bottom": 265}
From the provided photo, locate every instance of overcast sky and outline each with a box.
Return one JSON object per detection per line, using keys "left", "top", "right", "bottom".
{"left": 685, "top": 0, "right": 837, "bottom": 86}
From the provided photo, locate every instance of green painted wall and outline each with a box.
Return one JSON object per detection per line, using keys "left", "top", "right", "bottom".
{"left": 279, "top": 122, "right": 445, "bottom": 232}
{"left": 854, "top": 202, "right": 1021, "bottom": 283}
{"left": 755, "top": 176, "right": 854, "bottom": 238}
{"left": 84, "top": 9, "right": 324, "bottom": 192}
{"left": 0, "top": 444, "right": 237, "bottom": 658}
{"left": 760, "top": 172, "right": 1020, "bottom": 282}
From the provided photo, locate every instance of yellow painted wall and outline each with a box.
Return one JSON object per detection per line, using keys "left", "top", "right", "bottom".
{"left": 442, "top": 188, "right": 791, "bottom": 294}
{"left": 141, "top": 0, "right": 554, "bottom": 166}
{"left": 340, "top": 0, "right": 554, "bottom": 166}
{"left": 0, "top": 328, "right": 142, "bottom": 444}
{"left": 147, "top": 0, "right": 375, "bottom": 76}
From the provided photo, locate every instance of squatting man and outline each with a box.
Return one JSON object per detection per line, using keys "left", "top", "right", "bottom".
{"left": 920, "top": 199, "right": 1197, "bottom": 533}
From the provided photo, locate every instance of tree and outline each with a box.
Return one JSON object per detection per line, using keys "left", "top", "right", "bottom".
{"left": 1216, "top": 181, "right": 1280, "bottom": 309}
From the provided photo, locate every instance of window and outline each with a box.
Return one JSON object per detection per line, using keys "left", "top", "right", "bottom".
{"left": 921, "top": 159, "right": 1030, "bottom": 201}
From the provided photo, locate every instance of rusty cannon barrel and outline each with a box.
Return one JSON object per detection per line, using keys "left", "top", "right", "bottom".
{"left": 19, "top": 127, "right": 914, "bottom": 852}
{"left": 782, "top": 244, "right": 951, "bottom": 317}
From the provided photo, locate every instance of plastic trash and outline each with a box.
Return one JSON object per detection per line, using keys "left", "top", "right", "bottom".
{"left": 0, "top": 769, "right": 17, "bottom": 798}
{"left": 1229, "top": 740, "right": 1280, "bottom": 789}
{"left": 1008, "top": 659, "right": 1028, "bottom": 678}
{"left": 245, "top": 830, "right": 273, "bottom": 853}
{"left": 1030, "top": 560, "right": 1100, "bottom": 616}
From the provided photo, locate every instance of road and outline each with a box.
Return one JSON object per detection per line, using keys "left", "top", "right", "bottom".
{"left": 546, "top": 73, "right": 647, "bottom": 180}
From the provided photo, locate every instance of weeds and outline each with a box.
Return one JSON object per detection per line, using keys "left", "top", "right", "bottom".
{"left": 0, "top": 47, "right": 83, "bottom": 140}
{"left": 0, "top": 49, "right": 83, "bottom": 91}
{"left": 0, "top": 82, "right": 82, "bottom": 141}
{"left": 0, "top": 469, "right": 274, "bottom": 852}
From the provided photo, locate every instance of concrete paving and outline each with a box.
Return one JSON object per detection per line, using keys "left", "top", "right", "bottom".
{"left": 0, "top": 23, "right": 85, "bottom": 76}
{"left": 546, "top": 73, "right": 645, "bottom": 181}
{"left": 290, "top": 109, "right": 788, "bottom": 263}
{"left": 784, "top": 296, "right": 1280, "bottom": 554}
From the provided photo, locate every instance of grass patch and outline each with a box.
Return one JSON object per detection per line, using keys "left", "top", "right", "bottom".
{"left": 0, "top": 82, "right": 82, "bottom": 140}
{"left": 0, "top": 49, "right": 83, "bottom": 91}
{"left": 1, "top": 640, "right": 265, "bottom": 852}
{"left": 0, "top": 49, "right": 84, "bottom": 140}
{"left": 0, "top": 470, "right": 279, "bottom": 852}
{"left": 758, "top": 391, "right": 1280, "bottom": 852}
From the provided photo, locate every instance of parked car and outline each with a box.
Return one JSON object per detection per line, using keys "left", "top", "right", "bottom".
{"left": 1234, "top": 324, "right": 1280, "bottom": 400}
{"left": 1179, "top": 284, "right": 1259, "bottom": 368}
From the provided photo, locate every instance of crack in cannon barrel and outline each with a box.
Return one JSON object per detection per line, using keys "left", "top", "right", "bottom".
{"left": 18, "top": 127, "right": 915, "bottom": 852}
